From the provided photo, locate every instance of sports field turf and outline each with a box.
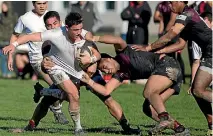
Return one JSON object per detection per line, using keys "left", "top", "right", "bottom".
{"left": 0, "top": 36, "right": 209, "bottom": 136}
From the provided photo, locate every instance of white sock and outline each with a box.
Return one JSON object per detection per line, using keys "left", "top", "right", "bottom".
{"left": 69, "top": 107, "right": 82, "bottom": 130}
{"left": 49, "top": 103, "right": 62, "bottom": 114}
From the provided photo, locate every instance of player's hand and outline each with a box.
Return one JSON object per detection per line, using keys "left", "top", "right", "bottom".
{"left": 155, "top": 48, "right": 165, "bottom": 54}
{"left": 131, "top": 45, "right": 147, "bottom": 51}
{"left": 2, "top": 45, "right": 15, "bottom": 55}
{"left": 80, "top": 72, "right": 91, "bottom": 84}
{"left": 42, "top": 57, "right": 55, "bottom": 70}
{"left": 7, "top": 52, "right": 14, "bottom": 71}
{"left": 86, "top": 63, "right": 97, "bottom": 77}
{"left": 77, "top": 52, "right": 91, "bottom": 65}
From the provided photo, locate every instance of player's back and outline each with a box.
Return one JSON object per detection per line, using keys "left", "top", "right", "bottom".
{"left": 115, "top": 46, "right": 160, "bottom": 79}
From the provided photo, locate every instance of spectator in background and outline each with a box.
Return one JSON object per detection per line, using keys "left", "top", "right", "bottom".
{"left": 70, "top": 1, "right": 103, "bottom": 33}
{"left": 121, "top": 1, "right": 151, "bottom": 45}
{"left": 154, "top": 1, "right": 186, "bottom": 83}
{"left": 0, "top": 1, "right": 17, "bottom": 78}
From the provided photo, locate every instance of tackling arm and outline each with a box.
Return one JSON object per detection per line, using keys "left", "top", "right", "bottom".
{"left": 146, "top": 23, "right": 185, "bottom": 51}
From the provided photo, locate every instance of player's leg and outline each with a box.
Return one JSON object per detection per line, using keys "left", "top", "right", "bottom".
{"left": 24, "top": 96, "right": 59, "bottom": 131}
{"left": 32, "top": 63, "right": 68, "bottom": 124}
{"left": 143, "top": 88, "right": 175, "bottom": 122}
{"left": 191, "top": 58, "right": 212, "bottom": 133}
{"left": 89, "top": 71, "right": 141, "bottom": 134}
{"left": 50, "top": 70, "right": 84, "bottom": 134}
{"left": 33, "top": 82, "right": 69, "bottom": 124}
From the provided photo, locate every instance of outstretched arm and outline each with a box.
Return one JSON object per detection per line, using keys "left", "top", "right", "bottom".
{"left": 146, "top": 23, "right": 185, "bottom": 52}
{"left": 3, "top": 33, "right": 42, "bottom": 55}
{"left": 155, "top": 37, "right": 186, "bottom": 54}
{"left": 93, "top": 35, "right": 127, "bottom": 51}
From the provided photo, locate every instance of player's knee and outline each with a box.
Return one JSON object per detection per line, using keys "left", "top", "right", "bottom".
{"left": 142, "top": 99, "right": 152, "bottom": 117}
{"left": 143, "top": 90, "right": 152, "bottom": 99}
{"left": 67, "top": 92, "right": 79, "bottom": 102}
{"left": 103, "top": 96, "right": 113, "bottom": 106}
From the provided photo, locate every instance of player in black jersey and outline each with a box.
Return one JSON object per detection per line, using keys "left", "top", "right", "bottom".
{"left": 131, "top": 1, "right": 212, "bottom": 135}
{"left": 80, "top": 34, "right": 190, "bottom": 136}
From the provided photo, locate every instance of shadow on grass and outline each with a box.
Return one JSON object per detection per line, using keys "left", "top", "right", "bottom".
{"left": 0, "top": 116, "right": 29, "bottom": 122}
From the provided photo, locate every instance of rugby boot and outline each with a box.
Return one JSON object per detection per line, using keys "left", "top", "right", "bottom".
{"left": 74, "top": 129, "right": 86, "bottom": 136}
{"left": 54, "top": 112, "right": 69, "bottom": 125}
{"left": 24, "top": 120, "right": 36, "bottom": 131}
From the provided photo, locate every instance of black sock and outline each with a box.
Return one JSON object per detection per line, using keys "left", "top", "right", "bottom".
{"left": 119, "top": 114, "right": 130, "bottom": 131}
{"left": 158, "top": 112, "right": 169, "bottom": 121}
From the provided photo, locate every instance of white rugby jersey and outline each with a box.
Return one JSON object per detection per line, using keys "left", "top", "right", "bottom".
{"left": 14, "top": 10, "right": 47, "bottom": 63}
{"left": 41, "top": 26, "right": 88, "bottom": 73}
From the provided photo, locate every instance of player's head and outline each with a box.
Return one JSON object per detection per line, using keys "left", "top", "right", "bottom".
{"left": 1, "top": 1, "right": 9, "bottom": 13}
{"left": 65, "top": 12, "right": 83, "bottom": 41}
{"left": 32, "top": 1, "right": 48, "bottom": 16}
{"left": 98, "top": 53, "right": 119, "bottom": 74}
{"left": 44, "top": 11, "right": 61, "bottom": 30}
{"left": 200, "top": 12, "right": 212, "bottom": 28}
{"left": 169, "top": 1, "right": 188, "bottom": 14}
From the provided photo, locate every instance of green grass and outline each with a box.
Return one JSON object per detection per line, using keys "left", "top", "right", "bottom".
{"left": 0, "top": 35, "right": 208, "bottom": 135}
{"left": 0, "top": 79, "right": 208, "bottom": 136}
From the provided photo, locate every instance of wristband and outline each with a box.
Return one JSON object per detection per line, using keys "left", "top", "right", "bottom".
{"left": 90, "top": 55, "right": 97, "bottom": 63}
{"left": 12, "top": 41, "right": 19, "bottom": 47}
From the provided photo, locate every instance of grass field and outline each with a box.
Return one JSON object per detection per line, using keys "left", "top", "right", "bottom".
{"left": 0, "top": 35, "right": 209, "bottom": 136}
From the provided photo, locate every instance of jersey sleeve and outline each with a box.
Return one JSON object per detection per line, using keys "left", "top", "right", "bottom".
{"left": 40, "top": 29, "right": 54, "bottom": 42}
{"left": 175, "top": 12, "right": 191, "bottom": 26}
{"left": 14, "top": 17, "right": 25, "bottom": 34}
{"left": 81, "top": 29, "right": 88, "bottom": 38}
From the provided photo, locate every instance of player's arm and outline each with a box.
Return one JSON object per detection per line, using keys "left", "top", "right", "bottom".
{"left": 155, "top": 37, "right": 186, "bottom": 54}
{"left": 146, "top": 23, "right": 185, "bottom": 52}
{"left": 81, "top": 72, "right": 122, "bottom": 96}
{"left": 165, "top": 12, "right": 177, "bottom": 31}
{"left": 2, "top": 33, "right": 42, "bottom": 55}
{"left": 93, "top": 35, "right": 127, "bottom": 52}
{"left": 146, "top": 12, "right": 190, "bottom": 52}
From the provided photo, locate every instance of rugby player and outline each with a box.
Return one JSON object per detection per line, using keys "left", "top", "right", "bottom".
{"left": 3, "top": 12, "right": 141, "bottom": 135}
{"left": 132, "top": 1, "right": 212, "bottom": 135}
{"left": 76, "top": 34, "right": 190, "bottom": 136}
{"left": 8, "top": 1, "right": 69, "bottom": 124}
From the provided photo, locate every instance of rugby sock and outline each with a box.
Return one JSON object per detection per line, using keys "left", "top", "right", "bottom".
{"left": 69, "top": 108, "right": 82, "bottom": 130}
{"left": 17, "top": 68, "right": 23, "bottom": 76}
{"left": 119, "top": 114, "right": 131, "bottom": 131}
{"left": 158, "top": 112, "right": 169, "bottom": 121}
{"left": 49, "top": 103, "right": 62, "bottom": 114}
{"left": 40, "top": 88, "right": 64, "bottom": 99}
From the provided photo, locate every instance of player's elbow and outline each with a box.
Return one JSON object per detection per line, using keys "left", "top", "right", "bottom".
{"left": 177, "top": 38, "right": 186, "bottom": 50}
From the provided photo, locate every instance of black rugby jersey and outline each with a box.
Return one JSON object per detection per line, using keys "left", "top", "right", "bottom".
{"left": 175, "top": 6, "right": 212, "bottom": 58}
{"left": 113, "top": 46, "right": 160, "bottom": 82}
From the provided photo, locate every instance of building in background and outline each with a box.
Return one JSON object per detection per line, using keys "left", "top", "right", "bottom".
{"left": 12, "top": 1, "right": 162, "bottom": 35}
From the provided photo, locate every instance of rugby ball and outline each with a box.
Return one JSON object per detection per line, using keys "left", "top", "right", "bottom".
{"left": 76, "top": 42, "right": 93, "bottom": 70}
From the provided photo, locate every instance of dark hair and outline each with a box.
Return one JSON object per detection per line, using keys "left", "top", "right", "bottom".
{"left": 43, "top": 11, "right": 60, "bottom": 24}
{"left": 200, "top": 12, "right": 212, "bottom": 23}
{"left": 97, "top": 53, "right": 113, "bottom": 66}
{"left": 65, "top": 12, "right": 83, "bottom": 27}
{"left": 32, "top": 1, "right": 36, "bottom": 4}
{"left": 183, "top": 1, "right": 188, "bottom": 4}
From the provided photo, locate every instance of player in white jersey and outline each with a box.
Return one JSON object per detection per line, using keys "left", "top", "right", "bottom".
{"left": 4, "top": 12, "right": 96, "bottom": 135}
{"left": 9, "top": 1, "right": 69, "bottom": 125}
{"left": 4, "top": 12, "right": 141, "bottom": 135}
